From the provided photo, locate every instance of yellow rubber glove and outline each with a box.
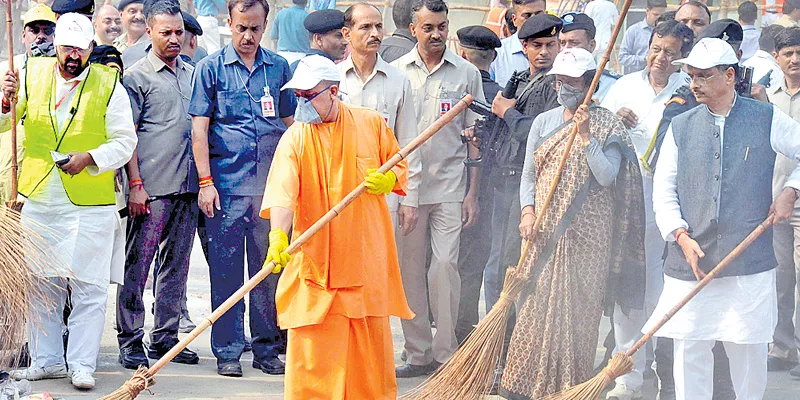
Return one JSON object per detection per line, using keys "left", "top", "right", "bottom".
{"left": 265, "top": 228, "right": 291, "bottom": 274}
{"left": 364, "top": 169, "right": 396, "bottom": 195}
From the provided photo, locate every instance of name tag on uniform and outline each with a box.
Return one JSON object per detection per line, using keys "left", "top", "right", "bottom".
{"left": 440, "top": 99, "right": 452, "bottom": 115}
{"left": 261, "top": 86, "right": 275, "bottom": 118}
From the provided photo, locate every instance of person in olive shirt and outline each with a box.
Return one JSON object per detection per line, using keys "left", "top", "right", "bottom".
{"left": 482, "top": 14, "right": 561, "bottom": 315}
{"left": 453, "top": 25, "right": 501, "bottom": 344}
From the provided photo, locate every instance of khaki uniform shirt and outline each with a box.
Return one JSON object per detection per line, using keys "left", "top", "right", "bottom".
{"left": 338, "top": 54, "right": 421, "bottom": 209}
{"left": 769, "top": 82, "right": 800, "bottom": 202}
{"left": 773, "top": 15, "right": 799, "bottom": 28}
{"left": 113, "top": 32, "right": 147, "bottom": 52}
{"left": 392, "top": 47, "right": 484, "bottom": 205}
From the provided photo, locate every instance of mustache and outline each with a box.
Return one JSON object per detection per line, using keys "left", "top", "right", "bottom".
{"left": 367, "top": 38, "right": 381, "bottom": 45}
{"left": 106, "top": 27, "right": 122, "bottom": 34}
{"left": 131, "top": 18, "right": 145, "bottom": 24}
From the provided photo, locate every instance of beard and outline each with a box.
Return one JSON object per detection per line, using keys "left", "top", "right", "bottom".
{"left": 61, "top": 57, "right": 87, "bottom": 78}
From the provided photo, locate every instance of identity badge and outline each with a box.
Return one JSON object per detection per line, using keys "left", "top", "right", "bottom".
{"left": 440, "top": 99, "right": 452, "bottom": 115}
{"left": 261, "top": 86, "right": 275, "bottom": 118}
{"left": 380, "top": 112, "right": 390, "bottom": 125}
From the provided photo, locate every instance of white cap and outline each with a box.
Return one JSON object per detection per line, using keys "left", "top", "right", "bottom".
{"left": 672, "top": 38, "right": 739, "bottom": 69}
{"left": 281, "top": 55, "right": 341, "bottom": 91}
{"left": 547, "top": 48, "right": 597, "bottom": 78}
{"left": 53, "top": 13, "right": 94, "bottom": 50}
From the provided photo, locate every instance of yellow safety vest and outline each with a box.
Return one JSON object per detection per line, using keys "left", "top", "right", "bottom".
{"left": 20, "top": 57, "right": 118, "bottom": 206}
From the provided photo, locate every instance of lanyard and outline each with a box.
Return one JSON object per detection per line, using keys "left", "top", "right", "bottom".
{"left": 235, "top": 65, "right": 269, "bottom": 103}
{"left": 55, "top": 80, "right": 80, "bottom": 110}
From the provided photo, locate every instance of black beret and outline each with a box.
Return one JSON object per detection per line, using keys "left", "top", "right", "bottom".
{"left": 457, "top": 25, "right": 501, "bottom": 50}
{"left": 561, "top": 12, "right": 596, "bottom": 38}
{"left": 51, "top": 0, "right": 94, "bottom": 15}
{"left": 518, "top": 13, "right": 563, "bottom": 40}
{"left": 304, "top": 9, "right": 345, "bottom": 34}
{"left": 90, "top": 45, "right": 125, "bottom": 73}
{"left": 182, "top": 12, "right": 203, "bottom": 36}
{"left": 699, "top": 19, "right": 744, "bottom": 43}
{"left": 118, "top": 0, "right": 145, "bottom": 11}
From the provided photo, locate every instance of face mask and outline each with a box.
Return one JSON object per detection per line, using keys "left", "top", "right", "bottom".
{"left": 294, "top": 86, "right": 332, "bottom": 124}
{"left": 557, "top": 82, "right": 584, "bottom": 111}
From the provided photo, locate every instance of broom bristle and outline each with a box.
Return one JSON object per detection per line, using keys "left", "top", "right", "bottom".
{"left": 97, "top": 366, "right": 154, "bottom": 400}
{"left": 399, "top": 268, "right": 527, "bottom": 400}
{"left": 539, "top": 352, "right": 634, "bottom": 400}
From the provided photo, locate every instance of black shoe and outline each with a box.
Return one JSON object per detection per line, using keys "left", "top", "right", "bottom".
{"left": 253, "top": 356, "right": 285, "bottom": 375}
{"left": 119, "top": 344, "right": 149, "bottom": 370}
{"left": 179, "top": 312, "right": 196, "bottom": 334}
{"left": 217, "top": 361, "right": 243, "bottom": 377}
{"left": 790, "top": 364, "right": 800, "bottom": 378}
{"left": 147, "top": 341, "right": 200, "bottom": 365}
{"left": 767, "top": 355, "right": 797, "bottom": 372}
{"left": 395, "top": 361, "right": 439, "bottom": 378}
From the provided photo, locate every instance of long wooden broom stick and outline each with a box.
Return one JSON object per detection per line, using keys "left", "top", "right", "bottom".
{"left": 5, "top": 0, "right": 20, "bottom": 211}
{"left": 401, "top": 2, "right": 633, "bottom": 399}
{"left": 541, "top": 215, "right": 775, "bottom": 400}
{"left": 98, "top": 94, "right": 474, "bottom": 400}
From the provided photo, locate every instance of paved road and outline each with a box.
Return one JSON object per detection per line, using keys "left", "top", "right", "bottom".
{"left": 26, "top": 237, "right": 800, "bottom": 399}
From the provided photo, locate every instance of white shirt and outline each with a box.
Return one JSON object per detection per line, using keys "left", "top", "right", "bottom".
{"left": 338, "top": 54, "right": 421, "bottom": 209}
{"left": 742, "top": 49, "right": 784, "bottom": 90}
{"left": 740, "top": 25, "right": 760, "bottom": 62}
{"left": 489, "top": 33, "right": 529, "bottom": 88}
{"left": 601, "top": 69, "right": 690, "bottom": 158}
{"left": 584, "top": 0, "right": 619, "bottom": 55}
{"left": 653, "top": 99, "right": 800, "bottom": 241}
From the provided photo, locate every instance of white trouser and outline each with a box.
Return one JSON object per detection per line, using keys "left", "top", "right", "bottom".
{"left": 28, "top": 277, "right": 108, "bottom": 374}
{"left": 196, "top": 15, "right": 221, "bottom": 54}
{"left": 673, "top": 339, "right": 768, "bottom": 400}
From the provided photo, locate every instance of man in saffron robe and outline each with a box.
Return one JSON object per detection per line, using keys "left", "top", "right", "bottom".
{"left": 259, "top": 54, "right": 414, "bottom": 399}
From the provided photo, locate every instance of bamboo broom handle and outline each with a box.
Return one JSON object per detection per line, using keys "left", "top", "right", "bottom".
{"left": 625, "top": 215, "right": 775, "bottom": 356}
{"left": 522, "top": 0, "right": 633, "bottom": 256}
{"left": 147, "top": 94, "right": 475, "bottom": 375}
{"left": 5, "top": 0, "right": 17, "bottom": 203}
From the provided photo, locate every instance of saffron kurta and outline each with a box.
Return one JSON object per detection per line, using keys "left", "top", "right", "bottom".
{"left": 260, "top": 102, "right": 414, "bottom": 399}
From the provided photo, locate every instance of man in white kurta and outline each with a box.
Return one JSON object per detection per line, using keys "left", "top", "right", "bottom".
{"left": 0, "top": 14, "right": 135, "bottom": 390}
{"left": 647, "top": 38, "right": 800, "bottom": 400}
{"left": 600, "top": 19, "right": 692, "bottom": 400}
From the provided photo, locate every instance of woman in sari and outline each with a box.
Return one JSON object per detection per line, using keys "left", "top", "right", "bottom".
{"left": 499, "top": 47, "right": 645, "bottom": 399}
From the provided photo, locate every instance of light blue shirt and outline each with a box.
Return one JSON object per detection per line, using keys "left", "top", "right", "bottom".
{"left": 619, "top": 20, "right": 653, "bottom": 74}
{"left": 308, "top": 0, "right": 336, "bottom": 11}
{"left": 193, "top": 0, "right": 226, "bottom": 17}
{"left": 270, "top": 5, "right": 310, "bottom": 53}
{"left": 489, "top": 33, "right": 530, "bottom": 88}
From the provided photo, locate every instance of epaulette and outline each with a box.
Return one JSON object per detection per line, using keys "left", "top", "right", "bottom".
{"left": 665, "top": 97, "right": 686, "bottom": 106}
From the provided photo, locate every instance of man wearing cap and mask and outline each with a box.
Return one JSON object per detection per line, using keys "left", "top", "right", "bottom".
{"left": 391, "top": 0, "right": 485, "bottom": 378}
{"left": 0, "top": 3, "right": 57, "bottom": 205}
{"left": 482, "top": 14, "right": 560, "bottom": 329}
{"left": 289, "top": 9, "right": 348, "bottom": 73}
{"left": 260, "top": 54, "right": 413, "bottom": 400}
{"left": 646, "top": 36, "right": 800, "bottom": 400}
{"left": 1, "top": 13, "right": 136, "bottom": 390}
{"left": 559, "top": 11, "right": 618, "bottom": 101}
{"left": 189, "top": 0, "right": 296, "bottom": 378}
{"left": 114, "top": 0, "right": 147, "bottom": 52}
{"left": 601, "top": 19, "right": 693, "bottom": 400}
{"left": 453, "top": 24, "right": 501, "bottom": 345}
{"left": 94, "top": 4, "right": 123, "bottom": 46}
{"left": 337, "top": 2, "right": 421, "bottom": 318}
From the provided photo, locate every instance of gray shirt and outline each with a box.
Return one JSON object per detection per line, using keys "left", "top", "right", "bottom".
{"left": 520, "top": 106, "right": 622, "bottom": 208}
{"left": 619, "top": 20, "right": 652, "bottom": 74}
{"left": 123, "top": 51, "right": 198, "bottom": 196}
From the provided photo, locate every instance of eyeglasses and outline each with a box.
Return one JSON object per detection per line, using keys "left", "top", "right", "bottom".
{"left": 296, "top": 85, "right": 333, "bottom": 100}
{"left": 26, "top": 25, "right": 54, "bottom": 36}
{"left": 689, "top": 72, "right": 721, "bottom": 85}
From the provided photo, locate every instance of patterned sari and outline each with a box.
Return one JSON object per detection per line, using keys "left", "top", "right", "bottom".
{"left": 499, "top": 107, "right": 645, "bottom": 399}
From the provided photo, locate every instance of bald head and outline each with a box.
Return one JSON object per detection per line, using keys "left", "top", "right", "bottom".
{"left": 94, "top": 4, "right": 122, "bottom": 45}
{"left": 343, "top": 3, "right": 385, "bottom": 55}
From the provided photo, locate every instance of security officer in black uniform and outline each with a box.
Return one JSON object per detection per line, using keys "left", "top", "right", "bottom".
{"left": 482, "top": 14, "right": 562, "bottom": 310}
{"left": 453, "top": 25, "right": 502, "bottom": 344}
{"left": 290, "top": 9, "right": 347, "bottom": 72}
{"left": 644, "top": 19, "right": 746, "bottom": 400}
{"left": 50, "top": 0, "right": 95, "bottom": 18}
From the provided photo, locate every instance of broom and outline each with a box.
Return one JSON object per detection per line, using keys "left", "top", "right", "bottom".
{"left": 98, "top": 94, "right": 475, "bottom": 400}
{"left": 4, "top": 0, "right": 20, "bottom": 212}
{"left": 540, "top": 215, "right": 775, "bottom": 400}
{"left": 400, "top": 1, "right": 634, "bottom": 399}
